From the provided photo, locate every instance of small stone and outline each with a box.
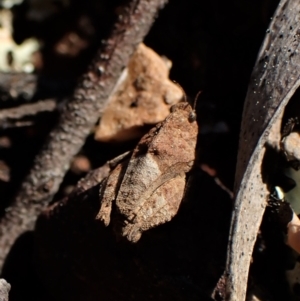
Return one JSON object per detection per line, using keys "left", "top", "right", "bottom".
{"left": 94, "top": 43, "right": 183, "bottom": 142}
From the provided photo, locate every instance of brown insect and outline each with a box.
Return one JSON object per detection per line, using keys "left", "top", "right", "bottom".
{"left": 96, "top": 98, "right": 199, "bottom": 242}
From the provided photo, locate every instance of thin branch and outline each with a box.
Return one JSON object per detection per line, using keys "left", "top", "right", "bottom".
{"left": 0, "top": 0, "right": 168, "bottom": 268}
{"left": 0, "top": 99, "right": 57, "bottom": 128}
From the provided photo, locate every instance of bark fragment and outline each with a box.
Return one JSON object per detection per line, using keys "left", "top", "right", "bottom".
{"left": 221, "top": 1, "right": 300, "bottom": 300}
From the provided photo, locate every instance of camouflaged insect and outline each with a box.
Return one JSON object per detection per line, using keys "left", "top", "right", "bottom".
{"left": 96, "top": 101, "right": 198, "bottom": 242}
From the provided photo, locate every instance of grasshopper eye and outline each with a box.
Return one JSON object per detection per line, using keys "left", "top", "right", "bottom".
{"left": 188, "top": 111, "right": 197, "bottom": 123}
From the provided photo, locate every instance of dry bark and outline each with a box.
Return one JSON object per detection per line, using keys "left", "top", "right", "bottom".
{"left": 0, "top": 0, "right": 168, "bottom": 269}
{"left": 217, "top": 1, "right": 300, "bottom": 300}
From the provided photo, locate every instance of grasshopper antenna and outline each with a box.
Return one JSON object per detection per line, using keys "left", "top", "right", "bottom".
{"left": 172, "top": 81, "right": 201, "bottom": 122}
{"left": 188, "top": 90, "right": 202, "bottom": 122}
{"left": 193, "top": 90, "right": 202, "bottom": 110}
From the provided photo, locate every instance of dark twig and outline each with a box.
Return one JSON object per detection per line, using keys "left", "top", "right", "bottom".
{"left": 0, "top": 0, "right": 168, "bottom": 268}
{"left": 0, "top": 99, "right": 57, "bottom": 128}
